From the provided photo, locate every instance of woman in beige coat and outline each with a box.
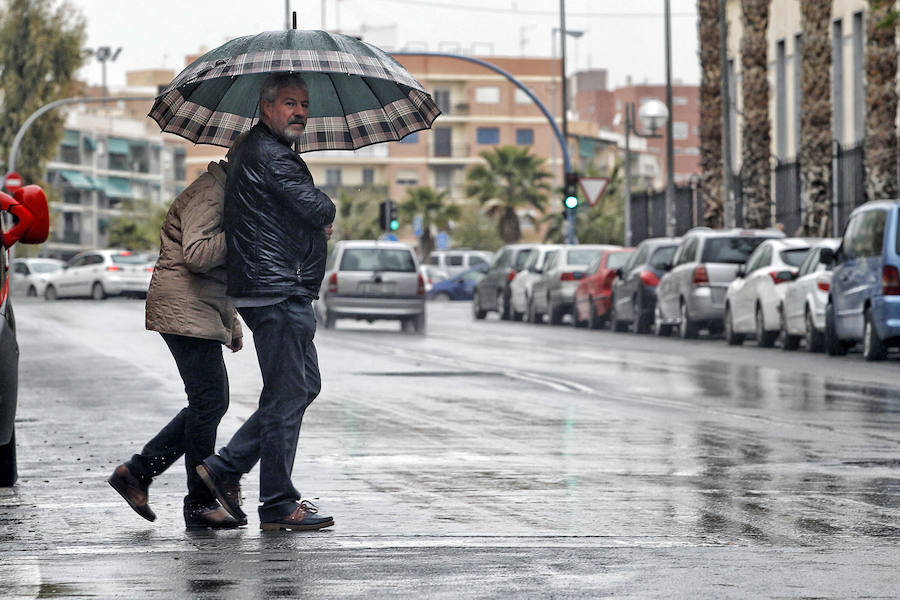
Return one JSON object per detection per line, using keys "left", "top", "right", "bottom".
{"left": 109, "top": 158, "right": 245, "bottom": 529}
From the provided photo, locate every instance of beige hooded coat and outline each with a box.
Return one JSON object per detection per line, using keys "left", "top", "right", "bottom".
{"left": 145, "top": 160, "right": 241, "bottom": 344}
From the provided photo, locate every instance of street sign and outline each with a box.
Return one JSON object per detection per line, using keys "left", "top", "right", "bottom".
{"left": 435, "top": 232, "right": 449, "bottom": 250}
{"left": 381, "top": 233, "right": 398, "bottom": 241}
{"left": 4, "top": 172, "right": 23, "bottom": 195}
{"left": 578, "top": 177, "right": 610, "bottom": 208}
{"left": 412, "top": 215, "right": 423, "bottom": 237}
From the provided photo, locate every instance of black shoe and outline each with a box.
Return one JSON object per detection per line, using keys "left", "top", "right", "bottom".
{"left": 260, "top": 500, "right": 334, "bottom": 531}
{"left": 184, "top": 501, "right": 246, "bottom": 529}
{"left": 108, "top": 464, "right": 156, "bottom": 522}
{"left": 196, "top": 460, "right": 246, "bottom": 520}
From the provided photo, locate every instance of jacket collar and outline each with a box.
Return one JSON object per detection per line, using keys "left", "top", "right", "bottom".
{"left": 206, "top": 160, "right": 228, "bottom": 187}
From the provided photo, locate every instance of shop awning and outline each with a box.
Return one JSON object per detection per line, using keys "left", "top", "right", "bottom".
{"left": 58, "top": 170, "right": 95, "bottom": 190}
{"left": 106, "top": 137, "right": 131, "bottom": 155}
{"left": 95, "top": 176, "right": 134, "bottom": 199}
{"left": 83, "top": 136, "right": 97, "bottom": 152}
{"left": 61, "top": 130, "right": 80, "bottom": 148}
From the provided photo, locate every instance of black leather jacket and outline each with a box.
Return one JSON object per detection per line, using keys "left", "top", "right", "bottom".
{"left": 224, "top": 123, "right": 336, "bottom": 299}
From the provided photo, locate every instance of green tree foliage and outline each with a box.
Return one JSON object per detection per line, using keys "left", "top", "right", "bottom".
{"left": 333, "top": 188, "right": 384, "bottom": 242}
{"left": 465, "top": 145, "right": 551, "bottom": 243}
{"left": 449, "top": 202, "right": 503, "bottom": 252}
{"left": 106, "top": 202, "right": 168, "bottom": 252}
{"left": 397, "top": 186, "right": 460, "bottom": 259}
{"left": 538, "top": 162, "right": 625, "bottom": 245}
{"left": 0, "top": 0, "right": 86, "bottom": 185}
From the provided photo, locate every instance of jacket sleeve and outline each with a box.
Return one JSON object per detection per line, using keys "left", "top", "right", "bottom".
{"left": 180, "top": 179, "right": 227, "bottom": 274}
{"left": 268, "top": 152, "right": 336, "bottom": 228}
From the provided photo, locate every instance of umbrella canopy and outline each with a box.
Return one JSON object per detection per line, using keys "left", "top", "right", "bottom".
{"left": 150, "top": 29, "right": 440, "bottom": 151}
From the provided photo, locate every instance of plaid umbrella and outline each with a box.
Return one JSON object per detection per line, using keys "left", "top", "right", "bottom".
{"left": 149, "top": 29, "right": 440, "bottom": 151}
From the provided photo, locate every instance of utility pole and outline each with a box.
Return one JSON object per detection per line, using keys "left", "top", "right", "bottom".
{"left": 663, "top": 0, "right": 676, "bottom": 236}
{"left": 560, "top": 0, "right": 576, "bottom": 244}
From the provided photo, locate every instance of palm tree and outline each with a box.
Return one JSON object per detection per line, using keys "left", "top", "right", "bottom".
{"left": 799, "top": 0, "right": 833, "bottom": 237}
{"left": 865, "top": 0, "right": 898, "bottom": 201}
{"left": 465, "top": 145, "right": 552, "bottom": 243}
{"left": 740, "top": 0, "right": 773, "bottom": 229}
{"left": 397, "top": 186, "right": 460, "bottom": 259}
{"left": 697, "top": 0, "right": 724, "bottom": 228}
{"left": 333, "top": 189, "right": 383, "bottom": 242}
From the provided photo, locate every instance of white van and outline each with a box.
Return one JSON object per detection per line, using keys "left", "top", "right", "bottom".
{"left": 426, "top": 249, "right": 494, "bottom": 278}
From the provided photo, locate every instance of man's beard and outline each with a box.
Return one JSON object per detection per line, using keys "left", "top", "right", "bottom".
{"left": 282, "top": 122, "right": 305, "bottom": 143}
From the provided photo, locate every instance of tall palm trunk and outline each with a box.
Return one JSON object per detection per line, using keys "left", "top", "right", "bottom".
{"left": 865, "top": 0, "right": 898, "bottom": 201}
{"left": 740, "top": 0, "right": 772, "bottom": 228}
{"left": 698, "top": 0, "right": 724, "bottom": 227}
{"left": 799, "top": 0, "right": 833, "bottom": 237}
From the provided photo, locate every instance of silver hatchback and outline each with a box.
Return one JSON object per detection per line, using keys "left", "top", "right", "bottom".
{"left": 316, "top": 240, "right": 426, "bottom": 333}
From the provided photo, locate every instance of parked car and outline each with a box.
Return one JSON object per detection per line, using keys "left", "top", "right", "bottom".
{"left": 10, "top": 257, "right": 64, "bottom": 297}
{"left": 723, "top": 237, "right": 812, "bottom": 346}
{"left": 509, "top": 244, "right": 561, "bottom": 322}
{"left": 609, "top": 237, "right": 680, "bottom": 333}
{"left": 427, "top": 263, "right": 488, "bottom": 301}
{"left": 420, "top": 265, "right": 449, "bottom": 293}
{"left": 44, "top": 249, "right": 153, "bottom": 300}
{"left": 2, "top": 185, "right": 51, "bottom": 485}
{"left": 822, "top": 200, "right": 900, "bottom": 360}
{"left": 426, "top": 249, "right": 493, "bottom": 278}
{"left": 472, "top": 243, "right": 537, "bottom": 320}
{"left": 780, "top": 238, "right": 840, "bottom": 352}
{"left": 572, "top": 247, "right": 633, "bottom": 328}
{"left": 655, "top": 228, "right": 785, "bottom": 338}
{"left": 316, "top": 240, "right": 426, "bottom": 332}
{"left": 530, "top": 244, "right": 614, "bottom": 325}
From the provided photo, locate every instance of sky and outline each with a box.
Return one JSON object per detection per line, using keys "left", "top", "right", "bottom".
{"left": 69, "top": 0, "right": 700, "bottom": 91}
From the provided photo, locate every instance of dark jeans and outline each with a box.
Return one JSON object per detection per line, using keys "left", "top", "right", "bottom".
{"left": 206, "top": 297, "right": 321, "bottom": 522}
{"left": 128, "top": 333, "right": 229, "bottom": 506}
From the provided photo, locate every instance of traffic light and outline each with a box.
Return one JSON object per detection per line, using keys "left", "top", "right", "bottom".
{"left": 379, "top": 199, "right": 400, "bottom": 231}
{"left": 563, "top": 172, "right": 579, "bottom": 210}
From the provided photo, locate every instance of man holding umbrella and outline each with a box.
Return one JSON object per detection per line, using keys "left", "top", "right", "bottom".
{"left": 196, "top": 72, "right": 336, "bottom": 531}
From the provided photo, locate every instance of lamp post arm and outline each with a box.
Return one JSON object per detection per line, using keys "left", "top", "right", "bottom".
{"left": 7, "top": 95, "right": 156, "bottom": 175}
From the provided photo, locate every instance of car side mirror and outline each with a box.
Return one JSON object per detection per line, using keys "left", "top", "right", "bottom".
{"left": 736, "top": 265, "right": 745, "bottom": 278}
{"left": 615, "top": 268, "right": 623, "bottom": 279}
{"left": 819, "top": 247, "right": 835, "bottom": 266}
{"left": 663, "top": 262, "right": 673, "bottom": 272}
{"left": 1, "top": 185, "right": 49, "bottom": 248}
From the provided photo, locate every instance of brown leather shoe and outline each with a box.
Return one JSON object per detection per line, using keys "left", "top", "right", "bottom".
{"left": 108, "top": 464, "right": 156, "bottom": 522}
{"left": 196, "top": 461, "right": 246, "bottom": 520}
{"left": 184, "top": 502, "right": 246, "bottom": 529}
{"left": 260, "top": 500, "right": 334, "bottom": 531}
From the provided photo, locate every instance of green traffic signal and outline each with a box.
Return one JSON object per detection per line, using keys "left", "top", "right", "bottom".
{"left": 564, "top": 195, "right": 578, "bottom": 209}
{"left": 389, "top": 219, "right": 399, "bottom": 231}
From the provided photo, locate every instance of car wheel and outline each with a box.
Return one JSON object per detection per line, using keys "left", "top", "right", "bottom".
{"left": 610, "top": 303, "right": 627, "bottom": 332}
{"left": 754, "top": 305, "right": 777, "bottom": 347}
{"left": 511, "top": 304, "right": 524, "bottom": 322}
{"left": 44, "top": 285, "right": 58, "bottom": 301}
{"left": 498, "top": 289, "right": 511, "bottom": 320}
{"left": 571, "top": 302, "right": 585, "bottom": 328}
{"left": 634, "top": 294, "right": 651, "bottom": 334}
{"left": 414, "top": 313, "right": 426, "bottom": 334}
{"left": 724, "top": 305, "right": 744, "bottom": 346}
{"left": 432, "top": 292, "right": 451, "bottom": 302}
{"left": 26, "top": 286, "right": 37, "bottom": 297}
{"left": 472, "top": 291, "right": 487, "bottom": 320}
{"left": 529, "top": 297, "right": 543, "bottom": 325}
{"left": 862, "top": 307, "right": 887, "bottom": 361}
{"left": 824, "top": 302, "right": 847, "bottom": 356}
{"left": 679, "top": 301, "right": 698, "bottom": 339}
{"left": 324, "top": 311, "right": 336, "bottom": 330}
{"left": 653, "top": 306, "right": 671, "bottom": 337}
{"left": 804, "top": 309, "right": 824, "bottom": 353}
{"left": 780, "top": 305, "right": 801, "bottom": 351}
{"left": 588, "top": 299, "right": 603, "bottom": 330}
{"left": 548, "top": 298, "right": 563, "bottom": 325}
{"left": 0, "top": 429, "right": 16, "bottom": 487}
{"left": 91, "top": 282, "right": 107, "bottom": 301}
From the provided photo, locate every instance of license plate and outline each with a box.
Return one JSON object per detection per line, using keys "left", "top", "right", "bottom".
{"left": 359, "top": 282, "right": 395, "bottom": 295}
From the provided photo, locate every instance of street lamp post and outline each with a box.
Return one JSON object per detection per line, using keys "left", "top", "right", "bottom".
{"left": 624, "top": 99, "right": 669, "bottom": 246}
{"left": 85, "top": 46, "right": 122, "bottom": 106}
{"left": 663, "top": 0, "right": 676, "bottom": 236}
{"left": 558, "top": 0, "right": 585, "bottom": 244}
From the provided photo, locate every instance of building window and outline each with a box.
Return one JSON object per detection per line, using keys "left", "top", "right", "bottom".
{"left": 515, "top": 128, "right": 534, "bottom": 145}
{"left": 325, "top": 168, "right": 342, "bottom": 187}
{"left": 400, "top": 132, "right": 419, "bottom": 144}
{"left": 673, "top": 96, "right": 689, "bottom": 106}
{"left": 434, "top": 167, "right": 453, "bottom": 190}
{"left": 476, "top": 127, "right": 500, "bottom": 144}
{"left": 362, "top": 168, "right": 375, "bottom": 185}
{"left": 514, "top": 89, "right": 531, "bottom": 104}
{"left": 672, "top": 122, "right": 688, "bottom": 140}
{"left": 434, "top": 88, "right": 451, "bottom": 113}
{"left": 475, "top": 86, "right": 500, "bottom": 104}
{"left": 396, "top": 170, "right": 419, "bottom": 185}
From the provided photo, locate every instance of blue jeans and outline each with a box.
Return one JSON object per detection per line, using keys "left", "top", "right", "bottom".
{"left": 128, "top": 333, "right": 229, "bottom": 506}
{"left": 206, "top": 297, "right": 321, "bottom": 522}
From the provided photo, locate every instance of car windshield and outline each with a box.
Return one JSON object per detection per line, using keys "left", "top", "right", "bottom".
{"left": 650, "top": 246, "right": 677, "bottom": 269}
{"left": 780, "top": 249, "right": 809, "bottom": 267}
{"left": 340, "top": 248, "right": 416, "bottom": 272}
{"left": 701, "top": 237, "right": 768, "bottom": 264}
{"left": 514, "top": 249, "right": 534, "bottom": 270}
{"left": 607, "top": 252, "right": 632, "bottom": 269}
{"left": 29, "top": 262, "right": 62, "bottom": 273}
{"left": 566, "top": 249, "right": 601, "bottom": 265}
{"left": 112, "top": 253, "right": 150, "bottom": 265}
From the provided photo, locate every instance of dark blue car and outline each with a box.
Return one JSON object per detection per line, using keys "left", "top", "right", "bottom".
{"left": 428, "top": 263, "right": 488, "bottom": 301}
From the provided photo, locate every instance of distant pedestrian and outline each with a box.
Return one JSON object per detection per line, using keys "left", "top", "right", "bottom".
{"left": 196, "top": 72, "right": 337, "bottom": 531}
{"left": 108, "top": 149, "right": 245, "bottom": 529}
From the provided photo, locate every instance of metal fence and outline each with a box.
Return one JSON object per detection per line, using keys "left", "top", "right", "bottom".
{"left": 628, "top": 142, "right": 866, "bottom": 245}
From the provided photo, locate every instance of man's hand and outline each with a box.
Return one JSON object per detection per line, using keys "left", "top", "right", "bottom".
{"left": 325, "top": 224, "right": 334, "bottom": 240}
{"left": 227, "top": 336, "right": 243, "bottom": 353}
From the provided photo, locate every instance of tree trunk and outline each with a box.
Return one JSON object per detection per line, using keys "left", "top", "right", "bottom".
{"left": 740, "top": 0, "right": 773, "bottom": 229}
{"left": 865, "top": 0, "right": 898, "bottom": 202}
{"left": 698, "top": 0, "right": 724, "bottom": 228}
{"left": 498, "top": 207, "right": 521, "bottom": 243}
{"left": 799, "top": 0, "right": 833, "bottom": 237}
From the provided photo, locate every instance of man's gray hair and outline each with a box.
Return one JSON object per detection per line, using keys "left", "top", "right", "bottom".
{"left": 259, "top": 72, "right": 309, "bottom": 104}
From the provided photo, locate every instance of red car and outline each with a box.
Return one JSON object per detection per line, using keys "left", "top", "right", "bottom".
{"left": 572, "top": 247, "right": 634, "bottom": 328}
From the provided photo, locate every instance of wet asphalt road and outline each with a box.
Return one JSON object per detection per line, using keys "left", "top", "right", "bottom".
{"left": 2, "top": 297, "right": 899, "bottom": 599}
